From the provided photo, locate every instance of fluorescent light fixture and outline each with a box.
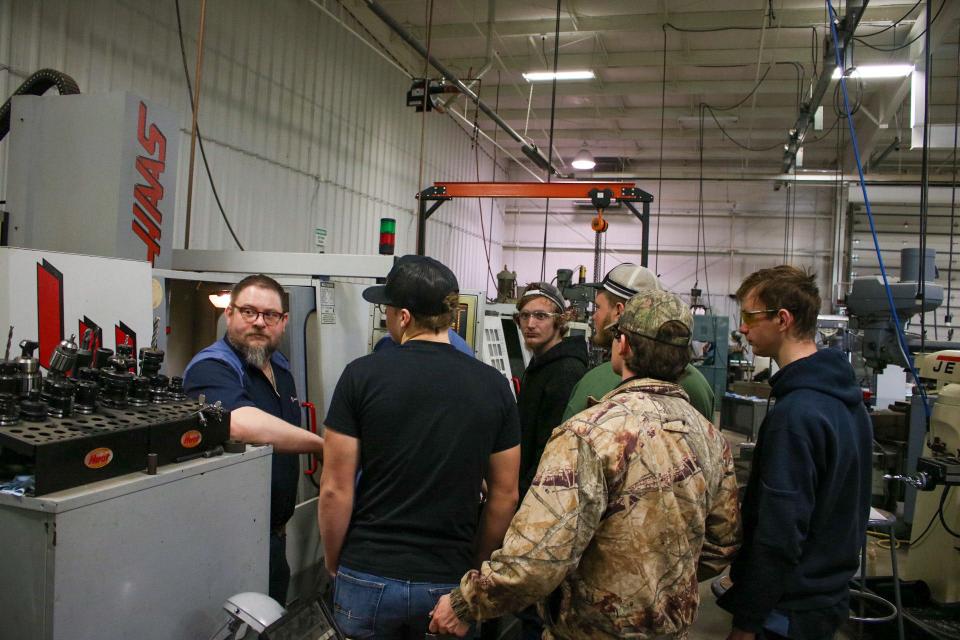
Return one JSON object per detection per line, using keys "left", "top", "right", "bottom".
{"left": 208, "top": 292, "right": 231, "bottom": 309}
{"left": 571, "top": 147, "right": 596, "bottom": 170}
{"left": 522, "top": 70, "right": 595, "bottom": 82}
{"left": 832, "top": 64, "right": 914, "bottom": 79}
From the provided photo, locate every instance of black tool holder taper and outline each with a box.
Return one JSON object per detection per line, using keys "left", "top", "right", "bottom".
{"left": 0, "top": 360, "right": 20, "bottom": 396}
{"left": 19, "top": 389, "right": 47, "bottom": 422}
{"left": 129, "top": 376, "right": 150, "bottom": 407}
{"left": 0, "top": 392, "right": 19, "bottom": 426}
{"left": 74, "top": 380, "right": 97, "bottom": 415}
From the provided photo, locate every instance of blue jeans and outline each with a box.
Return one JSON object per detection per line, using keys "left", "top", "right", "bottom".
{"left": 333, "top": 565, "right": 459, "bottom": 639}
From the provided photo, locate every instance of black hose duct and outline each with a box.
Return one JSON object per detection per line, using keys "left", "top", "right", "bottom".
{"left": 0, "top": 69, "right": 81, "bottom": 142}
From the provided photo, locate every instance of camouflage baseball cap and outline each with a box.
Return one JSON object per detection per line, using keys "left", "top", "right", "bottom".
{"left": 618, "top": 289, "right": 693, "bottom": 347}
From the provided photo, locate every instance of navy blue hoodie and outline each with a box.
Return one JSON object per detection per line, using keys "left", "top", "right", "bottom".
{"left": 718, "top": 347, "right": 872, "bottom": 638}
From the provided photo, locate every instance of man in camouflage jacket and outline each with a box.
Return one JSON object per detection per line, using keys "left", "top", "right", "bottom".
{"left": 430, "top": 289, "right": 742, "bottom": 639}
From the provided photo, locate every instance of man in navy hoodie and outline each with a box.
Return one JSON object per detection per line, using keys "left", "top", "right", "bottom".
{"left": 719, "top": 265, "right": 872, "bottom": 640}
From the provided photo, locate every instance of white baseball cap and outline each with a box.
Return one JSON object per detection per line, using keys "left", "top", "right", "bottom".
{"left": 585, "top": 263, "right": 662, "bottom": 299}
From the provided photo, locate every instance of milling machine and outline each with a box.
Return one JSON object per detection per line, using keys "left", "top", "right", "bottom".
{"left": 890, "top": 350, "right": 960, "bottom": 604}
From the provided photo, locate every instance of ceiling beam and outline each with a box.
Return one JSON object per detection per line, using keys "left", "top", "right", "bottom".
{"left": 442, "top": 44, "right": 960, "bottom": 73}
{"left": 477, "top": 127, "right": 829, "bottom": 141}
{"left": 473, "top": 78, "right": 802, "bottom": 97}
{"left": 407, "top": 6, "right": 913, "bottom": 39}
{"left": 481, "top": 104, "right": 960, "bottom": 124}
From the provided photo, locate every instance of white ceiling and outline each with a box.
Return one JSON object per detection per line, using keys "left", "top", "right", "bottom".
{"left": 348, "top": 0, "right": 960, "bottom": 179}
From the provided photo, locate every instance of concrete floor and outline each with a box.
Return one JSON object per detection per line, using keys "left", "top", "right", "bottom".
{"left": 689, "top": 579, "right": 735, "bottom": 639}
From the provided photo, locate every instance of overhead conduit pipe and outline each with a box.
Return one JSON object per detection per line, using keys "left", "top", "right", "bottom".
{"left": 362, "top": 0, "right": 562, "bottom": 177}
{"left": 436, "top": 0, "right": 496, "bottom": 112}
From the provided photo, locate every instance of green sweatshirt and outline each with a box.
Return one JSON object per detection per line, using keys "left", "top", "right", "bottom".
{"left": 562, "top": 361, "right": 715, "bottom": 422}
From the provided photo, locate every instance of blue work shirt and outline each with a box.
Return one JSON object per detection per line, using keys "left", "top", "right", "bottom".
{"left": 183, "top": 338, "right": 302, "bottom": 529}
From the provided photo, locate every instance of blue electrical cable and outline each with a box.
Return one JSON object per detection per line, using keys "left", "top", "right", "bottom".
{"left": 826, "top": 2, "right": 931, "bottom": 419}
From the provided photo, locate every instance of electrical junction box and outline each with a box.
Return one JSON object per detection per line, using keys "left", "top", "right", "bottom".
{"left": 6, "top": 91, "right": 179, "bottom": 268}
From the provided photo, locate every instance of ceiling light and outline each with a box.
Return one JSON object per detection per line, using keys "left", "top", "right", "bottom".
{"left": 208, "top": 292, "right": 231, "bottom": 309}
{"left": 571, "top": 147, "right": 596, "bottom": 170}
{"left": 522, "top": 70, "right": 595, "bottom": 82}
{"left": 832, "top": 64, "right": 914, "bottom": 79}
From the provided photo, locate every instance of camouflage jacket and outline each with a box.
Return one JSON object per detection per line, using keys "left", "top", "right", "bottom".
{"left": 450, "top": 378, "right": 741, "bottom": 639}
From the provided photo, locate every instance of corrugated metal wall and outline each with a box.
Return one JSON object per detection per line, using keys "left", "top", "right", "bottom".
{"left": 0, "top": 0, "right": 506, "bottom": 293}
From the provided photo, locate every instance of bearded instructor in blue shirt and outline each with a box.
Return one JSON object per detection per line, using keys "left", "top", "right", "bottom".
{"left": 183, "top": 274, "right": 325, "bottom": 604}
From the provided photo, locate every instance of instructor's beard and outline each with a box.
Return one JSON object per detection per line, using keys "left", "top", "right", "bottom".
{"left": 227, "top": 333, "right": 275, "bottom": 368}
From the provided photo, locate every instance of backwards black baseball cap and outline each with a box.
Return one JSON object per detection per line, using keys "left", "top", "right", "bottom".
{"left": 362, "top": 255, "right": 459, "bottom": 316}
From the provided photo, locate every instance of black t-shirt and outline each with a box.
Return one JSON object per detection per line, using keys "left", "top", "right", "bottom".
{"left": 183, "top": 341, "right": 302, "bottom": 530}
{"left": 325, "top": 340, "right": 520, "bottom": 582}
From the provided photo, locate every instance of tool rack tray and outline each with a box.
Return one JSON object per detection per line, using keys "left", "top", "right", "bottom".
{"left": 0, "top": 400, "right": 230, "bottom": 495}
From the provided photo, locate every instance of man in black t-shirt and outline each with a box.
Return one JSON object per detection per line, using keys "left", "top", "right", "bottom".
{"left": 319, "top": 255, "right": 521, "bottom": 640}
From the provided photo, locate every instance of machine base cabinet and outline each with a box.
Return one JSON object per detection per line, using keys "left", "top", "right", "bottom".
{"left": 0, "top": 447, "right": 271, "bottom": 640}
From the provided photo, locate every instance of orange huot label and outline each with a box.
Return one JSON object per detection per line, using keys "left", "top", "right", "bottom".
{"left": 84, "top": 448, "right": 114, "bottom": 469}
{"left": 180, "top": 430, "right": 202, "bottom": 448}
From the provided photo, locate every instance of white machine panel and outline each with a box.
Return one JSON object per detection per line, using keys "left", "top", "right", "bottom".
{"left": 315, "top": 280, "right": 375, "bottom": 418}
{"left": 481, "top": 314, "right": 513, "bottom": 385}
{"left": 0, "top": 248, "right": 153, "bottom": 367}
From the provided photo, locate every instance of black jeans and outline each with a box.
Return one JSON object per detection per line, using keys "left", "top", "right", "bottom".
{"left": 269, "top": 529, "right": 290, "bottom": 605}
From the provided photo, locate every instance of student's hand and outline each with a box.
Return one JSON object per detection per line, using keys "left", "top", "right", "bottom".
{"left": 429, "top": 595, "right": 470, "bottom": 637}
{"left": 324, "top": 559, "right": 337, "bottom": 579}
{"left": 726, "top": 629, "right": 756, "bottom": 640}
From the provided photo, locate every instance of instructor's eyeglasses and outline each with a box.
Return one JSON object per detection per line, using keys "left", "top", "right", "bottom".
{"left": 231, "top": 305, "right": 285, "bottom": 326}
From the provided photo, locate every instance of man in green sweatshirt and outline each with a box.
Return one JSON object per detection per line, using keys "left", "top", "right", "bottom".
{"left": 562, "top": 263, "right": 715, "bottom": 422}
